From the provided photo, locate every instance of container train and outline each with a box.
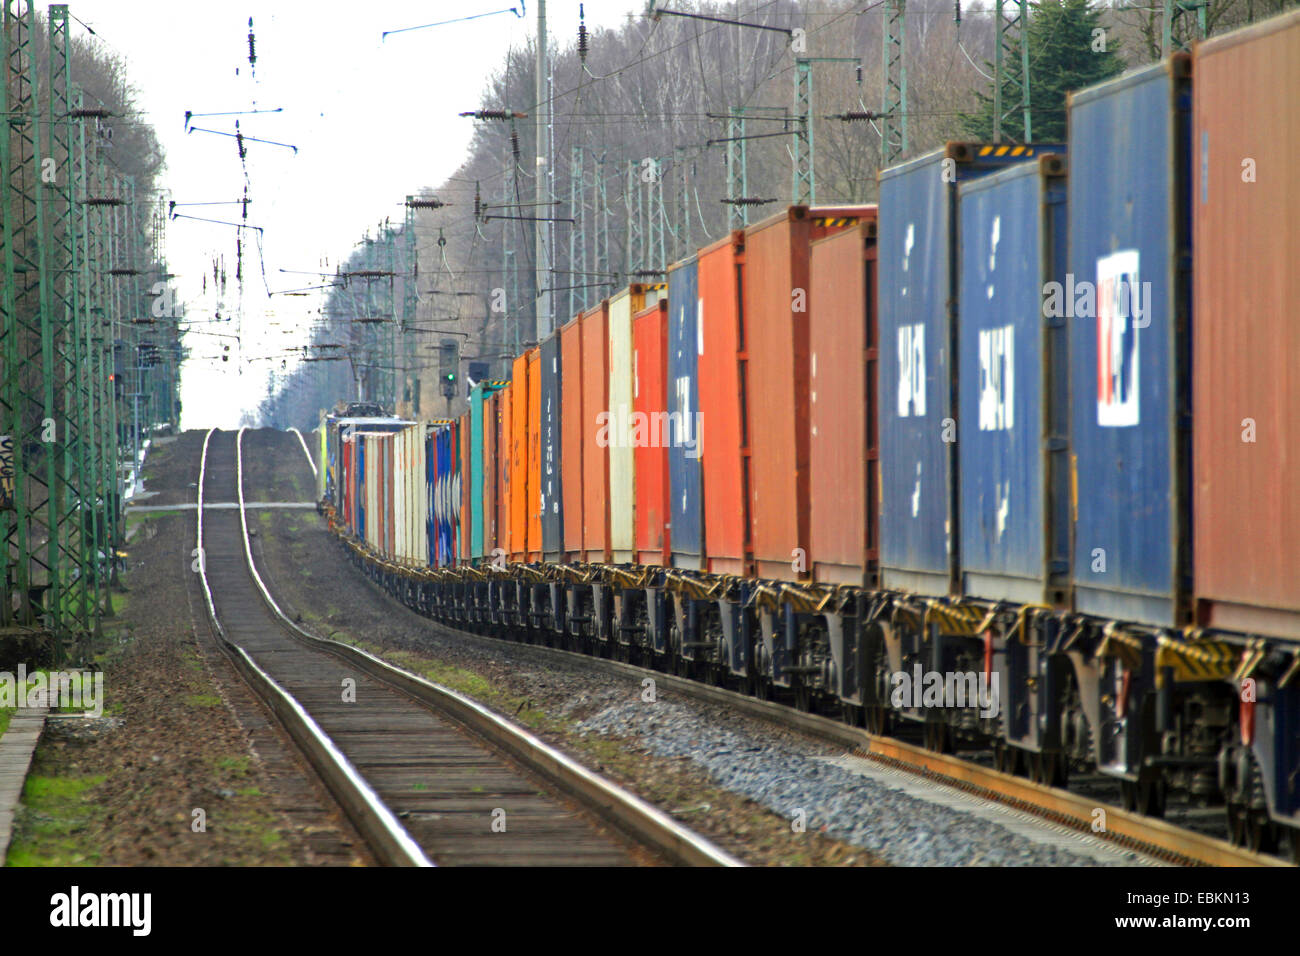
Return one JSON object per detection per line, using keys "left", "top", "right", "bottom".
{"left": 314, "top": 13, "right": 1300, "bottom": 857}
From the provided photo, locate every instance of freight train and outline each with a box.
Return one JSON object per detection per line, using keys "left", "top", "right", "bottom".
{"left": 313, "top": 13, "right": 1300, "bottom": 857}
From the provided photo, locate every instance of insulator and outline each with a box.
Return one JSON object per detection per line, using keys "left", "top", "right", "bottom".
{"left": 578, "top": 4, "right": 589, "bottom": 61}
{"left": 510, "top": 126, "right": 520, "bottom": 160}
{"left": 955, "top": 1, "right": 962, "bottom": 24}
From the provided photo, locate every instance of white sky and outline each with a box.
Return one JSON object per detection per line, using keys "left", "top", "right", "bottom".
{"left": 70, "top": 0, "right": 641, "bottom": 428}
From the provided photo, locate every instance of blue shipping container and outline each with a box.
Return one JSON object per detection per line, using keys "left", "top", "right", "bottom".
{"left": 539, "top": 331, "right": 563, "bottom": 558}
{"left": 667, "top": 257, "right": 703, "bottom": 568}
{"left": 878, "top": 144, "right": 1049, "bottom": 597}
{"left": 356, "top": 437, "right": 366, "bottom": 541}
{"left": 958, "top": 156, "right": 1071, "bottom": 606}
{"left": 1067, "top": 61, "right": 1192, "bottom": 627}
{"left": 428, "top": 425, "right": 457, "bottom": 567}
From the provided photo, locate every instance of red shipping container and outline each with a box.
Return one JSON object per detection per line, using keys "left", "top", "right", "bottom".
{"left": 459, "top": 412, "right": 471, "bottom": 562}
{"left": 633, "top": 299, "right": 671, "bottom": 565}
{"left": 743, "top": 205, "right": 876, "bottom": 581}
{"left": 560, "top": 316, "right": 585, "bottom": 559}
{"left": 581, "top": 301, "right": 611, "bottom": 562}
{"left": 809, "top": 214, "right": 879, "bottom": 586}
{"left": 1193, "top": 11, "right": 1300, "bottom": 638}
{"left": 698, "top": 231, "right": 748, "bottom": 575}
{"left": 526, "top": 349, "right": 542, "bottom": 560}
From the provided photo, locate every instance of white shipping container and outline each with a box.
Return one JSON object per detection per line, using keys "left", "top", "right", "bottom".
{"left": 395, "top": 427, "right": 408, "bottom": 563}
{"left": 364, "top": 434, "right": 378, "bottom": 552}
{"left": 607, "top": 287, "right": 637, "bottom": 562}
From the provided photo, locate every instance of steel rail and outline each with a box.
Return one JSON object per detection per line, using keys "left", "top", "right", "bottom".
{"left": 237, "top": 430, "right": 742, "bottom": 868}
{"left": 287, "top": 426, "right": 317, "bottom": 478}
{"left": 197, "top": 428, "right": 433, "bottom": 867}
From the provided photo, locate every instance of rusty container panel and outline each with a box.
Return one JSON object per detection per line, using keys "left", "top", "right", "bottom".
{"left": 809, "top": 212, "right": 879, "bottom": 587}
{"left": 498, "top": 384, "right": 512, "bottom": 563}
{"left": 633, "top": 300, "right": 671, "bottom": 565}
{"left": 608, "top": 285, "right": 646, "bottom": 562}
{"left": 560, "top": 317, "right": 585, "bottom": 558}
{"left": 581, "top": 302, "right": 611, "bottom": 562}
{"left": 526, "top": 349, "right": 542, "bottom": 560}
{"left": 697, "top": 234, "right": 747, "bottom": 575}
{"left": 1194, "top": 12, "right": 1300, "bottom": 638}
{"left": 743, "top": 205, "right": 877, "bottom": 581}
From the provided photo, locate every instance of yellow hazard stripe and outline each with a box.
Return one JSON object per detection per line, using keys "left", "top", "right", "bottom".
{"left": 1155, "top": 635, "right": 1237, "bottom": 686}
{"left": 1095, "top": 627, "right": 1144, "bottom": 672}
{"left": 977, "top": 145, "right": 1034, "bottom": 158}
{"left": 923, "top": 601, "right": 985, "bottom": 636}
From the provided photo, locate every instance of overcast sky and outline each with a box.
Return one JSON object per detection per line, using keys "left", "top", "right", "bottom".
{"left": 71, "top": 0, "right": 640, "bottom": 428}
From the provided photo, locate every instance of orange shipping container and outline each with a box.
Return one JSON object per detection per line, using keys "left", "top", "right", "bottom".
{"left": 633, "top": 300, "right": 671, "bottom": 565}
{"left": 526, "top": 349, "right": 542, "bottom": 560}
{"left": 560, "top": 317, "right": 585, "bottom": 559}
{"left": 743, "top": 206, "right": 876, "bottom": 581}
{"left": 698, "top": 232, "right": 748, "bottom": 575}
{"left": 1193, "top": 11, "right": 1300, "bottom": 638}
{"left": 581, "top": 301, "right": 611, "bottom": 562}
{"left": 809, "top": 214, "right": 878, "bottom": 586}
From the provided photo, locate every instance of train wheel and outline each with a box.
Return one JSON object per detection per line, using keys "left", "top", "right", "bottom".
{"left": 842, "top": 703, "right": 865, "bottom": 728}
{"left": 673, "top": 653, "right": 689, "bottom": 678}
{"left": 1121, "top": 780, "right": 1139, "bottom": 813}
{"left": 1244, "top": 812, "right": 1278, "bottom": 855}
{"left": 1225, "top": 801, "right": 1247, "bottom": 847}
{"left": 1138, "top": 777, "right": 1167, "bottom": 819}
{"left": 1047, "top": 752, "right": 1069, "bottom": 788}
{"left": 993, "top": 741, "right": 1010, "bottom": 774}
{"left": 864, "top": 705, "right": 887, "bottom": 736}
{"left": 793, "top": 679, "right": 812, "bottom": 713}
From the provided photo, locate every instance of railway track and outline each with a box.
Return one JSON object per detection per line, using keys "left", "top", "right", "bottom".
{"left": 196, "top": 428, "right": 740, "bottom": 867}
